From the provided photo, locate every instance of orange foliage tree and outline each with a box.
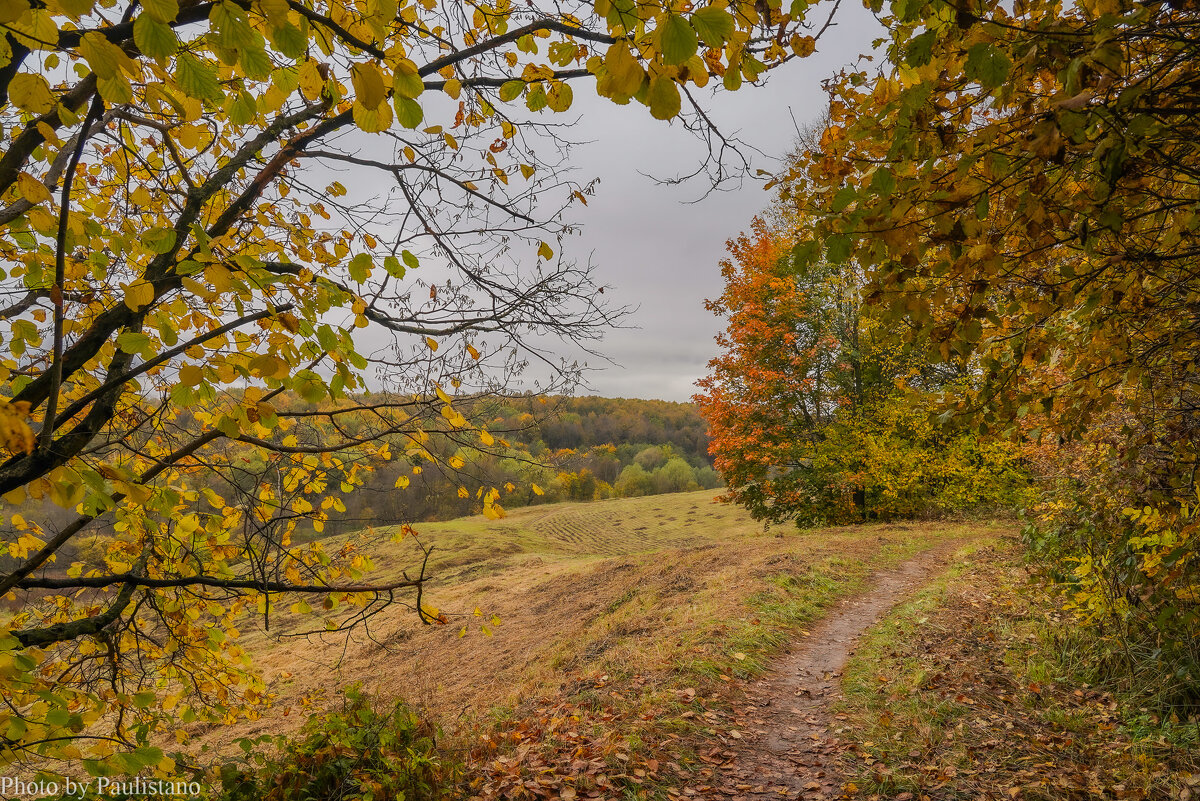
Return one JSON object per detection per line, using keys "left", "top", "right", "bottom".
{"left": 695, "top": 214, "right": 1027, "bottom": 524}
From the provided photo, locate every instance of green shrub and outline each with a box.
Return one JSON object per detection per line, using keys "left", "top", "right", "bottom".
{"left": 218, "top": 686, "right": 449, "bottom": 801}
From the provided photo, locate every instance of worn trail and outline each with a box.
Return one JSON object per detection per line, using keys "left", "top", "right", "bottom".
{"left": 696, "top": 547, "right": 957, "bottom": 801}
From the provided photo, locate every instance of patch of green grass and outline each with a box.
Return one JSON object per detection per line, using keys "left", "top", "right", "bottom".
{"left": 839, "top": 573, "right": 969, "bottom": 790}
{"left": 837, "top": 538, "right": 1199, "bottom": 799}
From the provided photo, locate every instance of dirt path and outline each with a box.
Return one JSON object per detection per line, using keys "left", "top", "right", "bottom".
{"left": 696, "top": 547, "right": 958, "bottom": 801}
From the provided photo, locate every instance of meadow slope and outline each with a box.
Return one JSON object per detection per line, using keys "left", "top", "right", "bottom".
{"left": 198, "top": 492, "right": 1005, "bottom": 775}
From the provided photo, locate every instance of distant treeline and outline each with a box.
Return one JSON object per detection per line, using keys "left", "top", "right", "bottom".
{"left": 325, "top": 395, "right": 719, "bottom": 532}
{"left": 532, "top": 396, "right": 710, "bottom": 457}
{"left": 3, "top": 395, "right": 719, "bottom": 575}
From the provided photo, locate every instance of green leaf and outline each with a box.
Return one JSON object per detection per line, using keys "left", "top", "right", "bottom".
{"left": 133, "top": 13, "right": 177, "bottom": 60}
{"left": 116, "top": 332, "right": 152, "bottom": 354}
{"left": 132, "top": 692, "right": 157, "bottom": 709}
{"left": 348, "top": 253, "right": 372, "bottom": 283}
{"left": 45, "top": 708, "right": 72, "bottom": 728}
{"left": 97, "top": 74, "right": 134, "bottom": 104}
{"left": 133, "top": 747, "right": 164, "bottom": 769}
{"left": 226, "top": 89, "right": 257, "bottom": 125}
{"left": 402, "top": 250, "right": 420, "bottom": 269}
{"left": 393, "top": 59, "right": 424, "bottom": 99}
{"left": 499, "top": 80, "right": 525, "bottom": 102}
{"left": 658, "top": 14, "right": 698, "bottom": 65}
{"left": 143, "top": 226, "right": 177, "bottom": 253}
{"left": 383, "top": 256, "right": 405, "bottom": 278}
{"left": 791, "top": 239, "right": 820, "bottom": 270}
{"left": 316, "top": 324, "right": 339, "bottom": 353}
{"left": 870, "top": 166, "right": 895, "bottom": 196}
{"left": 526, "top": 84, "right": 547, "bottom": 111}
{"left": 270, "top": 22, "right": 306, "bottom": 58}
{"left": 240, "top": 42, "right": 273, "bottom": 80}
{"left": 826, "top": 233, "right": 853, "bottom": 263}
{"left": 646, "top": 75, "right": 680, "bottom": 120}
{"left": 964, "top": 43, "right": 1011, "bottom": 89}
{"left": 394, "top": 95, "right": 423, "bottom": 128}
{"left": 141, "top": 0, "right": 178, "bottom": 23}
{"left": 176, "top": 53, "right": 222, "bottom": 102}
{"left": 831, "top": 186, "right": 857, "bottom": 212}
{"left": 211, "top": 1, "right": 257, "bottom": 51}
{"left": 690, "top": 7, "right": 734, "bottom": 48}
{"left": 292, "top": 369, "right": 327, "bottom": 403}
{"left": 905, "top": 29, "right": 937, "bottom": 67}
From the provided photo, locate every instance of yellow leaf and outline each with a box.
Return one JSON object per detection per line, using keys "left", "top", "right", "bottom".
{"left": 350, "top": 61, "right": 388, "bottom": 109}
{"left": 352, "top": 99, "right": 393, "bottom": 133}
{"left": 9, "top": 73, "right": 55, "bottom": 114}
{"left": 537, "top": 241, "right": 554, "bottom": 260}
{"left": 479, "top": 430, "right": 494, "bottom": 446}
{"left": 298, "top": 60, "right": 325, "bottom": 101}
{"left": 603, "top": 43, "right": 644, "bottom": 96}
{"left": 17, "top": 172, "right": 51, "bottom": 205}
{"left": 532, "top": 483, "right": 544, "bottom": 496}
{"left": 424, "top": 336, "right": 438, "bottom": 351}
{"left": 249, "top": 354, "right": 289, "bottom": 379}
{"left": 178, "top": 363, "right": 204, "bottom": 386}
{"left": 466, "top": 343, "right": 481, "bottom": 359}
{"left": 80, "top": 31, "right": 135, "bottom": 79}
{"left": 123, "top": 280, "right": 155, "bottom": 311}
{"left": 0, "top": 0, "right": 31, "bottom": 24}
{"left": 647, "top": 74, "right": 681, "bottom": 120}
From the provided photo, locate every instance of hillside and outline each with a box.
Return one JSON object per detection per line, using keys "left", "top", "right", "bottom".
{"left": 178, "top": 493, "right": 1198, "bottom": 801}
{"left": 198, "top": 493, "right": 1004, "bottom": 778}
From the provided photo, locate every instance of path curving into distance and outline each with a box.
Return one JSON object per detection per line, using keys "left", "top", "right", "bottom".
{"left": 695, "top": 546, "right": 959, "bottom": 801}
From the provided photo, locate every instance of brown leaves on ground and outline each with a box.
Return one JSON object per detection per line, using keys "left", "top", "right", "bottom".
{"left": 459, "top": 673, "right": 683, "bottom": 800}
{"left": 458, "top": 667, "right": 807, "bottom": 801}
{"left": 838, "top": 545, "right": 1199, "bottom": 801}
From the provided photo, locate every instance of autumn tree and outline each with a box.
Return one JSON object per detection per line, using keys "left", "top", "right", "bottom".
{"left": 0, "top": 0, "right": 834, "bottom": 774}
{"left": 780, "top": 0, "right": 1200, "bottom": 697}
{"left": 695, "top": 213, "right": 1027, "bottom": 524}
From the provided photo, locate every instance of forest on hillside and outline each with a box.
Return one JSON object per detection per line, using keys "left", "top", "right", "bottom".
{"left": 0, "top": 394, "right": 719, "bottom": 576}
{"left": 324, "top": 394, "right": 721, "bottom": 531}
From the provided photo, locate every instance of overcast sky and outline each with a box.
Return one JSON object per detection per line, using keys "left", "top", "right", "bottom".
{"left": 543, "top": 4, "right": 883, "bottom": 402}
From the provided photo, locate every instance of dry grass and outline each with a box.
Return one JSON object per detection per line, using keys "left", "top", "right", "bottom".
{"left": 195, "top": 491, "right": 1008, "bottom": 768}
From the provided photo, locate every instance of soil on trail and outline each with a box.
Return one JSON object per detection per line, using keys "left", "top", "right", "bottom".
{"left": 697, "top": 548, "right": 957, "bottom": 801}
